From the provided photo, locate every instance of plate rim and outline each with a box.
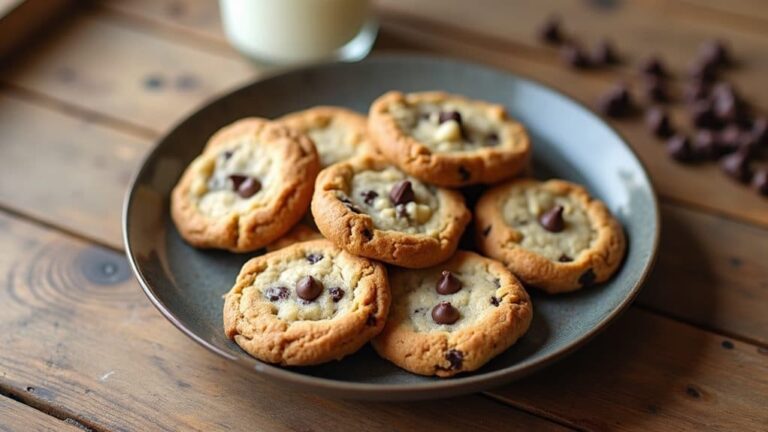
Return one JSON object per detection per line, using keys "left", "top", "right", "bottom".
{"left": 122, "top": 53, "right": 660, "bottom": 400}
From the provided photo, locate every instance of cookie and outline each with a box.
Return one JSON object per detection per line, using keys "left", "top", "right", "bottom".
{"left": 265, "top": 222, "right": 324, "bottom": 252}
{"left": 279, "top": 106, "right": 376, "bottom": 168}
{"left": 368, "top": 91, "right": 531, "bottom": 187}
{"left": 171, "top": 118, "right": 319, "bottom": 252}
{"left": 372, "top": 250, "right": 532, "bottom": 377}
{"left": 223, "top": 239, "right": 390, "bottom": 366}
{"left": 475, "top": 179, "right": 626, "bottom": 293}
{"left": 311, "top": 155, "right": 471, "bottom": 268}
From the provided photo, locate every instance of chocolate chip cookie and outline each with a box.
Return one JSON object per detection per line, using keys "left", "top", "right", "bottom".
{"left": 223, "top": 239, "right": 390, "bottom": 366}
{"left": 171, "top": 118, "right": 319, "bottom": 252}
{"left": 475, "top": 179, "right": 626, "bottom": 293}
{"left": 311, "top": 155, "right": 471, "bottom": 268}
{"left": 372, "top": 250, "right": 532, "bottom": 377}
{"left": 279, "top": 106, "right": 376, "bottom": 168}
{"left": 368, "top": 91, "right": 531, "bottom": 187}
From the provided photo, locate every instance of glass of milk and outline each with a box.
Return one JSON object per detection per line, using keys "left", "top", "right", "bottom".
{"left": 219, "top": 0, "right": 377, "bottom": 65}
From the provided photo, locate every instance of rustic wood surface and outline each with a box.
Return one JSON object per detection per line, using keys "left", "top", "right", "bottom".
{"left": 1, "top": 0, "right": 766, "bottom": 430}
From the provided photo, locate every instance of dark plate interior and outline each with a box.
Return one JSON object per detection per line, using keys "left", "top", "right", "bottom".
{"left": 123, "top": 55, "right": 659, "bottom": 400}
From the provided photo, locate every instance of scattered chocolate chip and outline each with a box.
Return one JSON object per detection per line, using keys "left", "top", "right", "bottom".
{"left": 579, "top": 268, "right": 597, "bottom": 287}
{"left": 684, "top": 80, "right": 710, "bottom": 104}
{"left": 692, "top": 130, "right": 718, "bottom": 160}
{"left": 389, "top": 180, "right": 415, "bottom": 205}
{"left": 751, "top": 117, "right": 768, "bottom": 147}
{"left": 539, "top": 205, "right": 565, "bottom": 233}
{"left": 561, "top": 42, "right": 591, "bottom": 69}
{"left": 721, "top": 340, "right": 734, "bottom": 349}
{"left": 264, "top": 286, "right": 289, "bottom": 302}
{"left": 720, "top": 149, "right": 753, "bottom": 183}
{"left": 490, "top": 296, "right": 500, "bottom": 306}
{"left": 558, "top": 254, "right": 573, "bottom": 263}
{"left": 306, "top": 253, "right": 322, "bottom": 264}
{"left": 482, "top": 225, "right": 492, "bottom": 237}
{"left": 432, "top": 301, "right": 460, "bottom": 325}
{"left": 458, "top": 166, "right": 471, "bottom": 182}
{"left": 666, "top": 134, "right": 695, "bottom": 162}
{"left": 699, "top": 39, "right": 731, "bottom": 67}
{"left": 438, "top": 111, "right": 463, "bottom": 125}
{"left": 445, "top": 349, "right": 464, "bottom": 370}
{"left": 360, "top": 190, "right": 378, "bottom": 206}
{"left": 717, "top": 125, "right": 744, "bottom": 155}
{"left": 640, "top": 55, "right": 668, "bottom": 78}
{"left": 296, "top": 276, "right": 323, "bottom": 301}
{"left": 645, "top": 107, "right": 674, "bottom": 138}
{"left": 366, "top": 314, "right": 377, "bottom": 326}
{"left": 644, "top": 76, "right": 669, "bottom": 103}
{"left": 597, "top": 83, "right": 634, "bottom": 118}
{"left": 688, "top": 59, "right": 718, "bottom": 83}
{"left": 538, "top": 16, "right": 564, "bottom": 45}
{"left": 436, "top": 270, "right": 462, "bottom": 295}
{"left": 328, "top": 287, "right": 345, "bottom": 302}
{"left": 592, "top": 38, "right": 620, "bottom": 65}
{"left": 751, "top": 169, "right": 768, "bottom": 196}
{"left": 690, "top": 100, "right": 718, "bottom": 130}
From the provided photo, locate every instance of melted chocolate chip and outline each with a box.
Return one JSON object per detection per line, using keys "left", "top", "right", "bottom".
{"left": 432, "top": 302, "right": 460, "bottom": 325}
{"left": 482, "top": 225, "right": 492, "bottom": 237}
{"left": 558, "top": 254, "right": 573, "bottom": 263}
{"left": 396, "top": 204, "right": 409, "bottom": 218}
{"left": 538, "top": 16, "right": 564, "bottom": 45}
{"left": 438, "top": 111, "right": 462, "bottom": 125}
{"left": 436, "top": 270, "right": 462, "bottom": 295}
{"left": 539, "top": 205, "right": 565, "bottom": 233}
{"left": 362, "top": 228, "right": 373, "bottom": 240}
{"left": 229, "top": 175, "right": 261, "bottom": 198}
{"left": 296, "top": 276, "right": 323, "bottom": 301}
{"left": 490, "top": 296, "right": 500, "bottom": 307}
{"left": 645, "top": 107, "right": 674, "bottom": 138}
{"left": 306, "top": 253, "right": 322, "bottom": 264}
{"left": 720, "top": 149, "right": 753, "bottom": 183}
{"left": 579, "top": 268, "right": 597, "bottom": 287}
{"left": 264, "top": 286, "right": 289, "bottom": 302}
{"left": 389, "top": 180, "right": 415, "bottom": 205}
{"left": 445, "top": 349, "right": 463, "bottom": 370}
{"left": 328, "top": 287, "right": 345, "bottom": 302}
{"left": 340, "top": 196, "right": 362, "bottom": 213}
{"left": 458, "top": 166, "right": 471, "bottom": 182}
{"left": 360, "top": 190, "right": 378, "bottom": 205}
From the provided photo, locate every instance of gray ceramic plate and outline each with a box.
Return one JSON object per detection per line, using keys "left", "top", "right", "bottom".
{"left": 123, "top": 54, "right": 659, "bottom": 400}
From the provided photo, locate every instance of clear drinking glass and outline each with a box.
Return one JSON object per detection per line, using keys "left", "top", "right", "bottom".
{"left": 219, "top": 0, "right": 377, "bottom": 65}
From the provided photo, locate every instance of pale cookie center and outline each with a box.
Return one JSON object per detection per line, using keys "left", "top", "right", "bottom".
{"left": 502, "top": 188, "right": 596, "bottom": 261}
{"left": 306, "top": 120, "right": 363, "bottom": 167}
{"left": 190, "top": 139, "right": 282, "bottom": 218}
{"left": 346, "top": 167, "right": 440, "bottom": 235}
{"left": 389, "top": 101, "right": 501, "bottom": 153}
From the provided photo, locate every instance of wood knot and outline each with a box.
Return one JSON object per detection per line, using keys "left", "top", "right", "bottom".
{"left": 76, "top": 247, "right": 131, "bottom": 285}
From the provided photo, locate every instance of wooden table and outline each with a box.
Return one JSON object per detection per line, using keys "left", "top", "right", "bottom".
{"left": 1, "top": 1, "right": 766, "bottom": 430}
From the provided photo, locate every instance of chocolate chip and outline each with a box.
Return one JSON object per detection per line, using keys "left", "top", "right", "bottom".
{"left": 539, "top": 205, "right": 565, "bottom": 233}
{"left": 720, "top": 149, "right": 753, "bottom": 183}
{"left": 751, "top": 118, "right": 768, "bottom": 147}
{"left": 486, "top": 132, "right": 499, "bottom": 146}
{"left": 688, "top": 59, "right": 718, "bottom": 83}
{"left": 340, "top": 196, "right": 362, "bottom": 214}
{"left": 645, "top": 107, "right": 674, "bottom": 138}
{"left": 328, "top": 287, "right": 345, "bottom": 302}
{"left": 666, "top": 134, "right": 695, "bottom": 162}
{"left": 389, "top": 180, "right": 415, "bottom": 205}
{"left": 721, "top": 340, "right": 734, "bottom": 349}
{"left": 645, "top": 76, "right": 670, "bottom": 103}
{"left": 685, "top": 81, "right": 711, "bottom": 104}
{"left": 592, "top": 38, "right": 620, "bottom": 65}
{"left": 436, "top": 270, "right": 462, "bottom": 295}
{"left": 396, "top": 204, "right": 409, "bottom": 218}
{"left": 438, "top": 111, "right": 462, "bottom": 125}
{"left": 362, "top": 228, "right": 373, "bottom": 240}
{"left": 482, "top": 225, "right": 492, "bottom": 237}
{"left": 229, "top": 175, "right": 261, "bottom": 198}
{"left": 690, "top": 100, "right": 718, "bottom": 130}
{"left": 432, "top": 301, "right": 460, "bottom": 325}
{"left": 229, "top": 174, "right": 247, "bottom": 190}
{"left": 558, "top": 254, "right": 573, "bottom": 263}
{"left": 692, "top": 130, "right": 718, "bottom": 160}
{"left": 579, "top": 268, "right": 596, "bottom": 287}
{"left": 699, "top": 39, "right": 731, "bottom": 67}
{"left": 445, "top": 349, "right": 463, "bottom": 370}
{"left": 561, "top": 42, "right": 591, "bottom": 69}
{"left": 366, "top": 314, "right": 377, "bottom": 326}
{"left": 458, "top": 166, "right": 471, "bottom": 182}
{"left": 222, "top": 150, "right": 233, "bottom": 160}
{"left": 597, "top": 83, "right": 634, "bottom": 118}
{"left": 641, "top": 55, "right": 668, "bottom": 78}
{"left": 717, "top": 125, "right": 744, "bottom": 155}
{"left": 306, "top": 253, "right": 322, "bottom": 264}
{"left": 490, "top": 296, "right": 500, "bottom": 306}
{"left": 538, "top": 16, "right": 564, "bottom": 45}
{"left": 752, "top": 170, "right": 768, "bottom": 196}
{"left": 264, "top": 286, "right": 289, "bottom": 302}
{"left": 493, "top": 278, "right": 501, "bottom": 288}
{"left": 296, "top": 276, "right": 323, "bottom": 301}
{"left": 360, "top": 190, "right": 378, "bottom": 206}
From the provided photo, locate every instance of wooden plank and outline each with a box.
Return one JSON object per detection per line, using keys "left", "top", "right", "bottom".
{"left": 489, "top": 308, "right": 768, "bottom": 431}
{"left": 2, "top": 11, "right": 258, "bottom": 134}
{"left": 680, "top": 0, "right": 768, "bottom": 24}
{"left": 0, "top": 395, "right": 84, "bottom": 432}
{"left": 0, "top": 0, "right": 72, "bottom": 60}
{"left": 0, "top": 211, "right": 565, "bottom": 432}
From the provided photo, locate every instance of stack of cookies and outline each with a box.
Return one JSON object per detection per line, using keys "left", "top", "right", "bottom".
{"left": 171, "top": 91, "right": 627, "bottom": 378}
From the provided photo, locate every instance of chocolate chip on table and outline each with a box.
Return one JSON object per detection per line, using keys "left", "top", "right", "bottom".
{"left": 688, "top": 59, "right": 718, "bottom": 83}
{"left": 597, "top": 83, "right": 634, "bottom": 118}
{"left": 360, "top": 190, "right": 378, "bottom": 206}
{"left": 640, "top": 55, "right": 668, "bottom": 78}
{"left": 490, "top": 296, "right": 500, "bottom": 306}
{"left": 306, "top": 253, "right": 322, "bottom": 264}
{"left": 229, "top": 174, "right": 261, "bottom": 198}
{"left": 752, "top": 169, "right": 768, "bottom": 196}
{"left": 438, "top": 111, "right": 463, "bottom": 125}
{"left": 296, "top": 276, "right": 323, "bottom": 301}
{"left": 389, "top": 180, "right": 415, "bottom": 205}
{"left": 561, "top": 42, "right": 591, "bottom": 69}
{"left": 689, "top": 100, "right": 718, "bottom": 130}
{"left": 328, "top": 287, "right": 345, "bottom": 302}
{"left": 666, "top": 134, "right": 695, "bottom": 162}
{"left": 752, "top": 118, "right": 768, "bottom": 147}
{"left": 720, "top": 149, "right": 753, "bottom": 183}
{"left": 264, "top": 286, "right": 289, "bottom": 302}
{"left": 684, "top": 80, "right": 710, "bottom": 104}
{"left": 645, "top": 107, "right": 674, "bottom": 138}
{"left": 698, "top": 39, "right": 731, "bottom": 67}
{"left": 578, "top": 268, "right": 597, "bottom": 287}
{"left": 445, "top": 349, "right": 464, "bottom": 370}
{"left": 692, "top": 130, "right": 718, "bottom": 160}
{"left": 644, "top": 76, "right": 669, "bottom": 103}
{"left": 716, "top": 125, "right": 744, "bottom": 155}
{"left": 558, "top": 254, "right": 573, "bottom": 263}
{"left": 436, "top": 270, "right": 462, "bottom": 295}
{"left": 539, "top": 205, "right": 565, "bottom": 233}
{"left": 431, "top": 301, "right": 460, "bottom": 325}
{"left": 538, "top": 15, "right": 564, "bottom": 45}
{"left": 591, "top": 38, "right": 620, "bottom": 65}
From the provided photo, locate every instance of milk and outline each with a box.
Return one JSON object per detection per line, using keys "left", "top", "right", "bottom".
{"left": 219, "top": 0, "right": 374, "bottom": 64}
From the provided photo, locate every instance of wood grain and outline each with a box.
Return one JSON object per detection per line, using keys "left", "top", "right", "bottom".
{"left": 0, "top": 0, "right": 72, "bottom": 60}
{"left": 680, "top": 0, "right": 768, "bottom": 23}
{"left": 0, "top": 211, "right": 565, "bottom": 432}
{"left": 0, "top": 395, "right": 85, "bottom": 432}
